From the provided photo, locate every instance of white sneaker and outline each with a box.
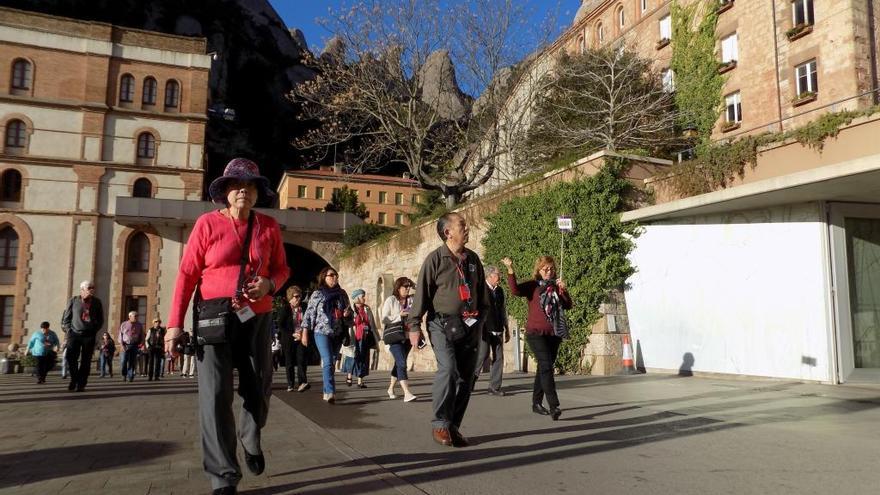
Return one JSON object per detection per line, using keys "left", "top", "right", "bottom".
{"left": 287, "top": 386, "right": 295, "bottom": 392}
{"left": 404, "top": 394, "right": 418, "bottom": 403}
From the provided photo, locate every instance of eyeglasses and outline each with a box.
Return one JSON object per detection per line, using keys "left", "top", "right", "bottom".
{"left": 86, "top": 286, "right": 96, "bottom": 289}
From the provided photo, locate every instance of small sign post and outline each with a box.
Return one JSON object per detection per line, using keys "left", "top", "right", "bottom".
{"left": 557, "top": 216, "right": 573, "bottom": 280}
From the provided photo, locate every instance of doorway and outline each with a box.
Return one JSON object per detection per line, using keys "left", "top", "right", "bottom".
{"left": 829, "top": 203, "right": 880, "bottom": 382}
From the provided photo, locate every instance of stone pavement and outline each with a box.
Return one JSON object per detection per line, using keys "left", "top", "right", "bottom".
{"left": 2, "top": 368, "right": 880, "bottom": 494}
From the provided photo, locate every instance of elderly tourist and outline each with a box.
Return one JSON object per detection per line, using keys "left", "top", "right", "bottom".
{"left": 502, "top": 255, "right": 572, "bottom": 421}
{"left": 61, "top": 280, "right": 104, "bottom": 392}
{"left": 165, "top": 158, "right": 289, "bottom": 495}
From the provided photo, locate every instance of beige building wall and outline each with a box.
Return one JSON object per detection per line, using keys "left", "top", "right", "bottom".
{"left": 279, "top": 167, "right": 428, "bottom": 226}
{"left": 0, "top": 7, "right": 209, "bottom": 349}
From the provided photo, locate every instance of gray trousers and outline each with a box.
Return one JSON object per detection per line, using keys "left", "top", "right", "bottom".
{"left": 197, "top": 312, "right": 272, "bottom": 490}
{"left": 428, "top": 319, "right": 480, "bottom": 430}
{"left": 474, "top": 333, "right": 504, "bottom": 391}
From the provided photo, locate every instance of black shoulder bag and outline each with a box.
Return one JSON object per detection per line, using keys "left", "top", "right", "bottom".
{"left": 193, "top": 211, "right": 255, "bottom": 346}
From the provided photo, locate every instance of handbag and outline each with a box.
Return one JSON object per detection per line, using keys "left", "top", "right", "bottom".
{"left": 382, "top": 321, "right": 407, "bottom": 345}
{"left": 194, "top": 212, "right": 255, "bottom": 346}
{"left": 438, "top": 313, "right": 469, "bottom": 343}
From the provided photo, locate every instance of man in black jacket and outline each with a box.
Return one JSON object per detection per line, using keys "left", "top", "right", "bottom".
{"left": 146, "top": 319, "right": 166, "bottom": 381}
{"left": 61, "top": 280, "right": 105, "bottom": 392}
{"left": 473, "top": 265, "right": 510, "bottom": 395}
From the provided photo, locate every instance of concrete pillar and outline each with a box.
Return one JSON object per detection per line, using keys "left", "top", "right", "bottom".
{"left": 583, "top": 289, "right": 631, "bottom": 375}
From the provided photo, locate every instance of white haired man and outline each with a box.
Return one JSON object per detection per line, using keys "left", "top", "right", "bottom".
{"left": 118, "top": 310, "right": 145, "bottom": 382}
{"left": 61, "top": 280, "right": 105, "bottom": 391}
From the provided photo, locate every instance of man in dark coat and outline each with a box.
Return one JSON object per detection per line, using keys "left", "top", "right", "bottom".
{"left": 61, "top": 280, "right": 105, "bottom": 392}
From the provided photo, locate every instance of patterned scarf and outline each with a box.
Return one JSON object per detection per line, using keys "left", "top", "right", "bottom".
{"left": 320, "top": 286, "right": 346, "bottom": 323}
{"left": 538, "top": 279, "right": 569, "bottom": 339}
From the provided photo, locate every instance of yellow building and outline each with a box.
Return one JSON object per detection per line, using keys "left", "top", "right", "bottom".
{"left": 278, "top": 166, "right": 428, "bottom": 226}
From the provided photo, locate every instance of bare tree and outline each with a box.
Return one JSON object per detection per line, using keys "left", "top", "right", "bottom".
{"left": 290, "top": 0, "right": 558, "bottom": 207}
{"left": 526, "top": 46, "right": 681, "bottom": 159}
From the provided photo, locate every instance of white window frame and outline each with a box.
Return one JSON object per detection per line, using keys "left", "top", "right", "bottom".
{"left": 795, "top": 59, "right": 818, "bottom": 96}
{"left": 661, "top": 68, "right": 675, "bottom": 92}
{"left": 792, "top": 0, "right": 815, "bottom": 26}
{"left": 725, "top": 91, "right": 742, "bottom": 123}
{"left": 721, "top": 32, "right": 738, "bottom": 63}
{"left": 659, "top": 15, "right": 672, "bottom": 41}
{"left": 641, "top": 0, "right": 648, "bottom": 14}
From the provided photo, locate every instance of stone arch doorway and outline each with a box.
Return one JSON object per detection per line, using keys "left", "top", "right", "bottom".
{"left": 282, "top": 243, "right": 330, "bottom": 294}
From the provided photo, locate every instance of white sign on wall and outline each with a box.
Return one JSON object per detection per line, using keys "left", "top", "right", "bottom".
{"left": 557, "top": 216, "right": 573, "bottom": 231}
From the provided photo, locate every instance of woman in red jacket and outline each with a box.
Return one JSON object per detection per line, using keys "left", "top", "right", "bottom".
{"left": 502, "top": 255, "right": 572, "bottom": 421}
{"left": 165, "top": 158, "right": 289, "bottom": 495}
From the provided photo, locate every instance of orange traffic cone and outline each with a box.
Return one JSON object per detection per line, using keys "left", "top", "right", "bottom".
{"left": 620, "top": 334, "right": 638, "bottom": 375}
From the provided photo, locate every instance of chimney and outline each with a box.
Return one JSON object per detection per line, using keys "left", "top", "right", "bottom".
{"left": 402, "top": 172, "right": 411, "bottom": 180}
{"left": 331, "top": 164, "right": 342, "bottom": 174}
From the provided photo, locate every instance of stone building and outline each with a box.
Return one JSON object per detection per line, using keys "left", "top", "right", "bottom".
{"left": 278, "top": 166, "right": 428, "bottom": 227}
{"left": 559, "top": 0, "right": 879, "bottom": 136}
{"left": 0, "top": 7, "right": 209, "bottom": 349}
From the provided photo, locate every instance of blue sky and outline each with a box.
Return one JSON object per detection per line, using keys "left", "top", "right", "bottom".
{"left": 268, "top": 0, "right": 581, "bottom": 54}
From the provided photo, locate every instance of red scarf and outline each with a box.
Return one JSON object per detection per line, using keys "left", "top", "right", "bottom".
{"left": 354, "top": 305, "right": 369, "bottom": 341}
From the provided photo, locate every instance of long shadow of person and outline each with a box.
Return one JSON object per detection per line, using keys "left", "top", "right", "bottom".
{"left": 679, "top": 352, "right": 695, "bottom": 376}
{"left": 0, "top": 441, "right": 175, "bottom": 488}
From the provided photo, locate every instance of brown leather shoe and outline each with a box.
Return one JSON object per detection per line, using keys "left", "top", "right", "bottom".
{"left": 432, "top": 428, "right": 453, "bottom": 446}
{"left": 450, "top": 427, "right": 470, "bottom": 447}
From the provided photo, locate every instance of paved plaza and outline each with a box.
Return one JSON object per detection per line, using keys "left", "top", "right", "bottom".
{"left": 1, "top": 369, "right": 879, "bottom": 494}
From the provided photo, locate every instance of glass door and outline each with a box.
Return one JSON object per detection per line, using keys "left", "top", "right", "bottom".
{"left": 830, "top": 203, "right": 880, "bottom": 382}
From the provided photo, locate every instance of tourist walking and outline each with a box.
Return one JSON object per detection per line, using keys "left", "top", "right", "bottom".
{"left": 180, "top": 331, "right": 196, "bottom": 378}
{"left": 343, "top": 289, "right": 380, "bottom": 388}
{"left": 502, "top": 256, "right": 572, "bottom": 421}
{"left": 61, "top": 280, "right": 105, "bottom": 392}
{"left": 26, "top": 321, "right": 60, "bottom": 384}
{"left": 165, "top": 158, "right": 289, "bottom": 495}
{"left": 408, "top": 213, "right": 494, "bottom": 447}
{"left": 301, "top": 266, "right": 351, "bottom": 404}
{"left": 381, "top": 277, "right": 418, "bottom": 402}
{"left": 271, "top": 333, "right": 282, "bottom": 371}
{"left": 473, "top": 265, "right": 510, "bottom": 395}
{"left": 98, "top": 332, "right": 116, "bottom": 377}
{"left": 146, "top": 319, "right": 165, "bottom": 381}
{"left": 118, "top": 311, "right": 144, "bottom": 382}
{"left": 278, "top": 286, "right": 310, "bottom": 392}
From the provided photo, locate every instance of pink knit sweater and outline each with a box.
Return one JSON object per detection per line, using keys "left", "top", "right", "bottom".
{"left": 167, "top": 210, "right": 289, "bottom": 328}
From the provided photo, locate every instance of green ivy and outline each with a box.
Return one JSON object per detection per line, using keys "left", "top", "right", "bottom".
{"left": 482, "top": 160, "right": 639, "bottom": 373}
{"left": 668, "top": 105, "right": 880, "bottom": 195}
{"left": 670, "top": 0, "right": 724, "bottom": 143}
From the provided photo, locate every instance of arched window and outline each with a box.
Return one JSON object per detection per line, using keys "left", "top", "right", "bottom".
{"left": 578, "top": 36, "right": 586, "bottom": 54}
{"left": 164, "top": 80, "right": 180, "bottom": 108}
{"left": 0, "top": 170, "right": 22, "bottom": 202}
{"left": 133, "top": 178, "right": 153, "bottom": 198}
{"left": 597, "top": 23, "right": 605, "bottom": 43}
{"left": 0, "top": 227, "right": 18, "bottom": 269}
{"left": 119, "top": 74, "right": 135, "bottom": 103}
{"left": 127, "top": 232, "right": 150, "bottom": 272}
{"left": 136, "top": 132, "right": 156, "bottom": 159}
{"left": 142, "top": 77, "right": 157, "bottom": 105}
{"left": 618, "top": 7, "right": 626, "bottom": 29}
{"left": 11, "top": 59, "right": 32, "bottom": 90}
{"left": 4, "top": 120, "right": 27, "bottom": 150}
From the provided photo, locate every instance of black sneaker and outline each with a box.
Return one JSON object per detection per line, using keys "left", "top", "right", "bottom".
{"left": 550, "top": 407, "right": 562, "bottom": 421}
{"left": 68, "top": 381, "right": 76, "bottom": 391}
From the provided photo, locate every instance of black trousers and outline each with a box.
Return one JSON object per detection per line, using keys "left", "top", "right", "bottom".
{"left": 36, "top": 354, "right": 53, "bottom": 381}
{"left": 526, "top": 333, "right": 562, "bottom": 409}
{"left": 284, "top": 340, "right": 309, "bottom": 387}
{"left": 147, "top": 348, "right": 163, "bottom": 379}
{"left": 66, "top": 332, "right": 96, "bottom": 390}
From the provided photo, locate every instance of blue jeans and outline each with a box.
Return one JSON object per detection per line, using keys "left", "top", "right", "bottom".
{"left": 99, "top": 353, "right": 113, "bottom": 377}
{"left": 388, "top": 341, "right": 411, "bottom": 381}
{"left": 120, "top": 345, "right": 138, "bottom": 380}
{"left": 314, "top": 333, "right": 342, "bottom": 394}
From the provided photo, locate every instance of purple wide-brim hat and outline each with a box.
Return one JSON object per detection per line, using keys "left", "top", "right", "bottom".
{"left": 208, "top": 158, "right": 276, "bottom": 204}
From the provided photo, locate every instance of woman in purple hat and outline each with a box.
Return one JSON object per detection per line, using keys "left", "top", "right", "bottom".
{"left": 165, "top": 158, "right": 289, "bottom": 495}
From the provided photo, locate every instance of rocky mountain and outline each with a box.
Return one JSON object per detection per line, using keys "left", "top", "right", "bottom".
{"left": 0, "top": 0, "right": 316, "bottom": 199}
